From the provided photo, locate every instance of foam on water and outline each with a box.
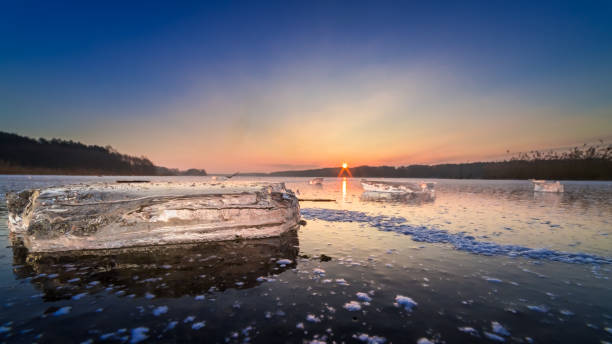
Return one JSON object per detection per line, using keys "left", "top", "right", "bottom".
{"left": 301, "top": 208, "right": 612, "bottom": 264}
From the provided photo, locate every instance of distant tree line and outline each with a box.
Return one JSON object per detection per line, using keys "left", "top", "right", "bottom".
{"left": 0, "top": 132, "right": 206, "bottom": 176}
{"left": 267, "top": 143, "right": 612, "bottom": 180}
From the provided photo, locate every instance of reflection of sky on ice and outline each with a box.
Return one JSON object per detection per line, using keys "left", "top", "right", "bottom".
{"left": 0, "top": 176, "right": 611, "bottom": 343}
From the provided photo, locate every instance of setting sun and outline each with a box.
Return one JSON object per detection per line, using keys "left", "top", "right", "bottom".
{"left": 342, "top": 162, "right": 348, "bottom": 169}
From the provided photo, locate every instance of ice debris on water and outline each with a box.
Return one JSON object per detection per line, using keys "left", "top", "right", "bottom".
{"left": 152, "top": 306, "right": 168, "bottom": 316}
{"left": 491, "top": 321, "right": 510, "bottom": 336}
{"left": 301, "top": 208, "right": 612, "bottom": 264}
{"left": 335, "top": 278, "right": 350, "bottom": 286}
{"left": 343, "top": 301, "right": 361, "bottom": 311}
{"left": 184, "top": 316, "right": 195, "bottom": 323}
{"left": 527, "top": 305, "right": 549, "bottom": 313}
{"left": 458, "top": 327, "right": 478, "bottom": 336}
{"left": 306, "top": 314, "right": 321, "bottom": 322}
{"left": 53, "top": 306, "right": 72, "bottom": 316}
{"left": 483, "top": 276, "right": 502, "bottom": 283}
{"left": 130, "top": 327, "right": 149, "bottom": 344}
{"left": 277, "top": 259, "right": 292, "bottom": 266}
{"left": 166, "top": 321, "right": 178, "bottom": 331}
{"left": 313, "top": 268, "right": 326, "bottom": 276}
{"left": 484, "top": 332, "right": 505, "bottom": 342}
{"left": 416, "top": 338, "right": 434, "bottom": 344}
{"left": 354, "top": 333, "right": 387, "bottom": 343}
{"left": 356, "top": 292, "right": 372, "bottom": 302}
{"left": 192, "top": 321, "right": 206, "bottom": 330}
{"left": 72, "top": 292, "right": 87, "bottom": 300}
{"left": 394, "top": 295, "right": 417, "bottom": 311}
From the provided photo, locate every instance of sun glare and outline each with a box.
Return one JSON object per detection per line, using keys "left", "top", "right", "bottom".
{"left": 342, "top": 162, "right": 348, "bottom": 169}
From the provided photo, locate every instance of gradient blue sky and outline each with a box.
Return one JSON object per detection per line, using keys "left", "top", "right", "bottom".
{"left": 1, "top": 1, "right": 611, "bottom": 172}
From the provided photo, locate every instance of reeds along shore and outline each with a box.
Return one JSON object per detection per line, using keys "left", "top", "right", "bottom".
{"left": 268, "top": 144, "right": 612, "bottom": 180}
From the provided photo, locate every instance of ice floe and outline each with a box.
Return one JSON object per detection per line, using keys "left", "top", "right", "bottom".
{"left": 457, "top": 326, "right": 478, "bottom": 336}
{"left": 527, "top": 305, "right": 549, "bottom": 313}
{"left": 484, "top": 331, "right": 505, "bottom": 342}
{"left": 306, "top": 314, "right": 321, "bottom": 322}
{"left": 483, "top": 277, "right": 502, "bottom": 283}
{"left": 356, "top": 292, "right": 372, "bottom": 302}
{"left": 313, "top": 268, "right": 326, "bottom": 276}
{"left": 152, "top": 306, "right": 168, "bottom": 316}
{"left": 53, "top": 306, "right": 72, "bottom": 316}
{"left": 301, "top": 208, "right": 612, "bottom": 264}
{"left": 343, "top": 301, "right": 361, "bottom": 311}
{"left": 394, "top": 295, "right": 417, "bottom": 311}
{"left": 354, "top": 333, "right": 387, "bottom": 343}
{"left": 491, "top": 321, "right": 510, "bottom": 336}
{"left": 192, "top": 321, "right": 206, "bottom": 330}
{"left": 130, "top": 327, "right": 149, "bottom": 343}
{"left": 416, "top": 338, "right": 434, "bottom": 344}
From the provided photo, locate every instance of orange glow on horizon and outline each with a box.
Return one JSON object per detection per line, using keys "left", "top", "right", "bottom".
{"left": 338, "top": 162, "right": 353, "bottom": 177}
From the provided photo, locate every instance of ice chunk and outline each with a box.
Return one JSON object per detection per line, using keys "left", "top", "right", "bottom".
{"left": 152, "top": 306, "right": 168, "bottom": 316}
{"left": 483, "top": 277, "right": 502, "bottom": 283}
{"left": 491, "top": 322, "right": 510, "bottom": 336}
{"left": 354, "top": 333, "right": 387, "bottom": 343}
{"left": 458, "top": 327, "right": 478, "bottom": 336}
{"left": 416, "top": 338, "right": 434, "bottom": 344}
{"left": 8, "top": 182, "right": 300, "bottom": 252}
{"left": 343, "top": 301, "right": 361, "bottom": 311}
{"left": 306, "top": 314, "right": 321, "bottom": 323}
{"left": 356, "top": 292, "right": 372, "bottom": 302}
{"left": 484, "top": 332, "right": 505, "bottom": 342}
{"left": 192, "top": 322, "right": 206, "bottom": 330}
{"left": 53, "top": 306, "right": 72, "bottom": 316}
{"left": 395, "top": 295, "right": 417, "bottom": 311}
{"left": 527, "top": 305, "right": 549, "bottom": 313}
{"left": 130, "top": 327, "right": 149, "bottom": 344}
{"left": 313, "top": 268, "right": 326, "bottom": 275}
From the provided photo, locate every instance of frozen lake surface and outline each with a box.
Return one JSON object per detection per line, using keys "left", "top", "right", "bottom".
{"left": 0, "top": 175, "right": 611, "bottom": 343}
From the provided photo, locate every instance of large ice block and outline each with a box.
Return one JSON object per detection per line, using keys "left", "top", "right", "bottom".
{"left": 6, "top": 181, "right": 300, "bottom": 252}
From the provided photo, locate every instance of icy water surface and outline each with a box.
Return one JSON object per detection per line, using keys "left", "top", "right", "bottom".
{"left": 0, "top": 175, "right": 611, "bottom": 343}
